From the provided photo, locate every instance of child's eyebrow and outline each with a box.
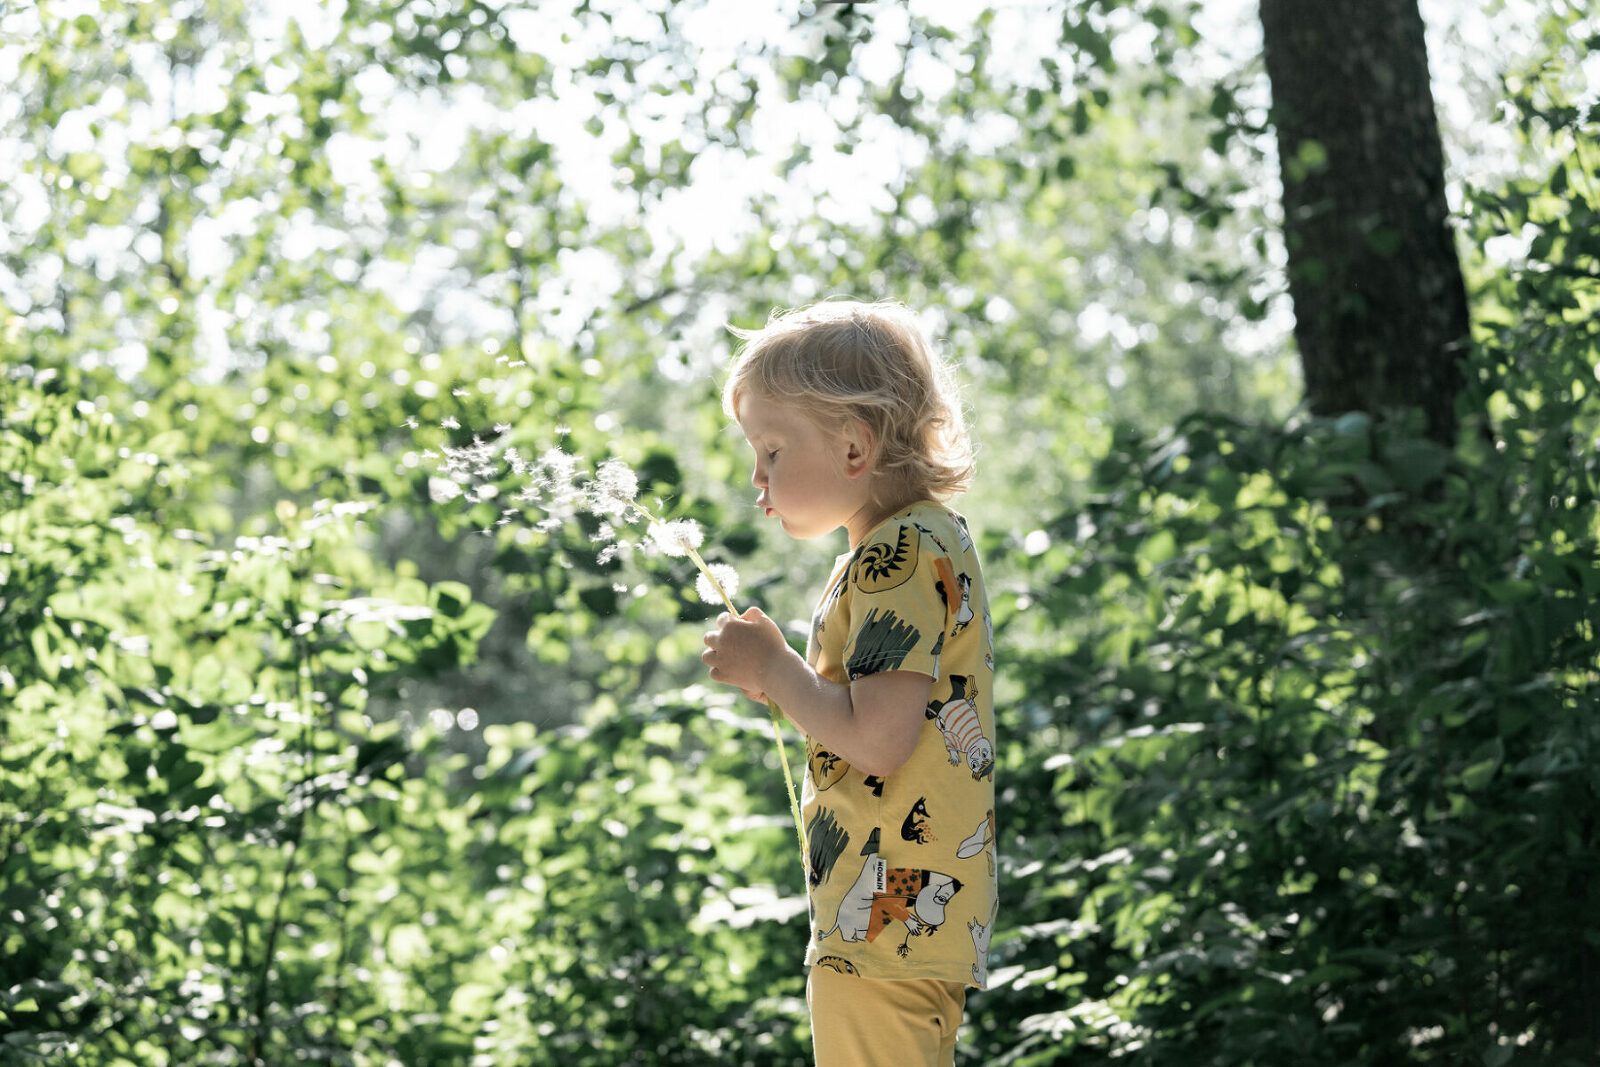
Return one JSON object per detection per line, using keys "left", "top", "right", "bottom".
{"left": 736, "top": 420, "right": 774, "bottom": 444}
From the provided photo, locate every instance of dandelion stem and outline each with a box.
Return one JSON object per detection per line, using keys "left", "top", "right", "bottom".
{"left": 626, "top": 499, "right": 808, "bottom": 868}
{"left": 681, "top": 541, "right": 808, "bottom": 868}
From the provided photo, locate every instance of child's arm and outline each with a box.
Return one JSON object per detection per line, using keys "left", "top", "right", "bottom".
{"left": 702, "top": 607, "right": 931, "bottom": 779}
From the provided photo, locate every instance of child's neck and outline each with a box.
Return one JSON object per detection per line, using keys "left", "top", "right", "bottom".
{"left": 846, "top": 494, "right": 925, "bottom": 549}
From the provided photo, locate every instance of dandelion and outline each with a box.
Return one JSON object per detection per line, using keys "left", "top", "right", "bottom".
{"left": 648, "top": 519, "right": 704, "bottom": 558}
{"left": 591, "top": 458, "right": 639, "bottom": 518}
{"left": 695, "top": 563, "right": 740, "bottom": 605}
{"left": 418, "top": 425, "right": 806, "bottom": 865}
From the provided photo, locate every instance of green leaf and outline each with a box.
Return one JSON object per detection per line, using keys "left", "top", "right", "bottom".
{"left": 432, "top": 580, "right": 472, "bottom": 619}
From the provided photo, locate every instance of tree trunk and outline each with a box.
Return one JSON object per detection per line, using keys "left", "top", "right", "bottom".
{"left": 1259, "top": 0, "right": 1471, "bottom": 446}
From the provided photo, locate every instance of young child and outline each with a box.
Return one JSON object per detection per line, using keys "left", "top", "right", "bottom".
{"left": 701, "top": 300, "right": 997, "bottom": 1067}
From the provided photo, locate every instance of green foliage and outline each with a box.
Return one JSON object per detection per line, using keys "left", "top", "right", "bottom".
{"left": 0, "top": 357, "right": 809, "bottom": 1065}
{"left": 981, "top": 70, "right": 1599, "bottom": 1063}
{"left": 3, "top": 1, "right": 1597, "bottom": 1065}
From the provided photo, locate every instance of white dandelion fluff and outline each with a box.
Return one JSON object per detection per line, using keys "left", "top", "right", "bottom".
{"left": 649, "top": 519, "right": 704, "bottom": 558}
{"left": 412, "top": 413, "right": 807, "bottom": 866}
{"left": 695, "top": 563, "right": 740, "bottom": 606}
{"left": 592, "top": 458, "right": 639, "bottom": 517}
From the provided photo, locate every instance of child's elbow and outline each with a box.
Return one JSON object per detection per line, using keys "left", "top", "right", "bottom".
{"left": 861, "top": 740, "right": 916, "bottom": 780}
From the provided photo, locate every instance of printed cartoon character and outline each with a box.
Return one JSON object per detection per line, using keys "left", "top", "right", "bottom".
{"left": 926, "top": 675, "right": 995, "bottom": 780}
{"left": 953, "top": 514, "right": 974, "bottom": 554}
{"left": 951, "top": 572, "right": 975, "bottom": 635}
{"left": 901, "top": 796, "right": 936, "bottom": 844}
{"left": 931, "top": 556, "right": 973, "bottom": 637}
{"left": 983, "top": 607, "right": 994, "bottom": 672}
{"left": 968, "top": 905, "right": 995, "bottom": 986}
{"left": 957, "top": 810, "right": 996, "bottom": 876}
{"left": 818, "top": 829, "right": 963, "bottom": 960}
{"left": 912, "top": 520, "right": 950, "bottom": 555}
{"left": 880, "top": 867, "right": 962, "bottom": 958}
{"left": 814, "top": 956, "right": 860, "bottom": 976}
{"left": 808, "top": 743, "right": 850, "bottom": 792}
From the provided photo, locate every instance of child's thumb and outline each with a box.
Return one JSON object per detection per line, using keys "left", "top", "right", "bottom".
{"left": 740, "top": 606, "right": 767, "bottom": 623}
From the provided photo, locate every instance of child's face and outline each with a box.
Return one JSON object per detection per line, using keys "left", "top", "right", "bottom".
{"left": 735, "top": 390, "right": 877, "bottom": 545}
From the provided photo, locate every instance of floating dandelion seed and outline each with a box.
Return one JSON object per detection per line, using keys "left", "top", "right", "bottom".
{"left": 440, "top": 416, "right": 460, "bottom": 430}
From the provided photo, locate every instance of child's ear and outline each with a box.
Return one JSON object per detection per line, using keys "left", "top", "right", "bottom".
{"left": 843, "top": 420, "right": 875, "bottom": 479}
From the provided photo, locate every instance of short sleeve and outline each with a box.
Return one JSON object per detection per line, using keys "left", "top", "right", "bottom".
{"left": 838, "top": 520, "right": 956, "bottom": 682}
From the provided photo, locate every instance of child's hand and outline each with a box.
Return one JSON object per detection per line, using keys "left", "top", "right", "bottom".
{"left": 701, "top": 606, "right": 788, "bottom": 704}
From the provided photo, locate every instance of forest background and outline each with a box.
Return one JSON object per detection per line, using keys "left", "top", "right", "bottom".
{"left": 2, "top": 0, "right": 1597, "bottom": 1064}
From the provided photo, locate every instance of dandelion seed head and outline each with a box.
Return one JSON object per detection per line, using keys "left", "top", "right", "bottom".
{"left": 592, "top": 458, "right": 639, "bottom": 517}
{"left": 695, "top": 563, "right": 740, "bottom": 605}
{"left": 649, "top": 519, "right": 704, "bottom": 558}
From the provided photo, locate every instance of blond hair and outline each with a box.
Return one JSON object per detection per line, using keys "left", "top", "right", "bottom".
{"left": 723, "top": 300, "right": 974, "bottom": 504}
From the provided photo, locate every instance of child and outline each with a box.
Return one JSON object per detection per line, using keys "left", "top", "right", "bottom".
{"left": 702, "top": 300, "right": 997, "bottom": 1067}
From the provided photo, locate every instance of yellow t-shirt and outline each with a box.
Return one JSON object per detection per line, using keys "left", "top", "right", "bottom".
{"left": 801, "top": 502, "right": 997, "bottom": 987}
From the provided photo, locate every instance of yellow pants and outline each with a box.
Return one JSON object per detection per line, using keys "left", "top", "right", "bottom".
{"left": 806, "top": 966, "right": 966, "bottom": 1067}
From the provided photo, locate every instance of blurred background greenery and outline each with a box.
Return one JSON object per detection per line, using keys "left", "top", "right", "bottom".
{"left": 1, "top": 0, "right": 1596, "bottom": 1063}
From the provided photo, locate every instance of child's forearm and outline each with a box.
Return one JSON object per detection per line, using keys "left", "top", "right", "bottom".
{"left": 760, "top": 651, "right": 922, "bottom": 779}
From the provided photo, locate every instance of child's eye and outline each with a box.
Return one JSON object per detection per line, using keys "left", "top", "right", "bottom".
{"left": 766, "top": 449, "right": 779, "bottom": 461}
